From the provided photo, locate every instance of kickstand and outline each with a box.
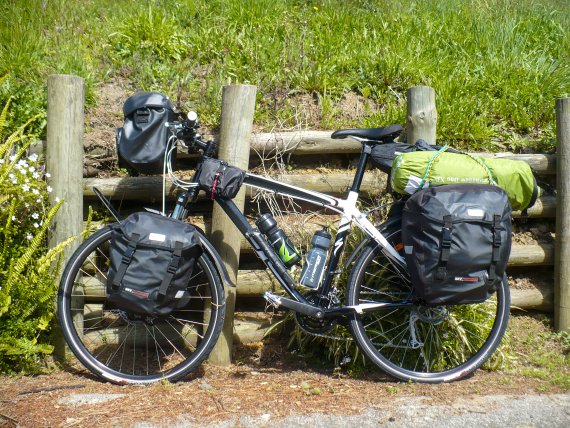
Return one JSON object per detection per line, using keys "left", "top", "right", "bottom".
{"left": 93, "top": 187, "right": 122, "bottom": 222}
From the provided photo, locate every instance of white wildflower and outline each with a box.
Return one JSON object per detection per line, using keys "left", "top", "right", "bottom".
{"left": 26, "top": 233, "right": 33, "bottom": 240}
{"left": 17, "top": 159, "right": 28, "bottom": 168}
{"left": 28, "top": 166, "right": 36, "bottom": 173}
{"left": 32, "top": 172, "right": 40, "bottom": 179}
{"left": 45, "top": 172, "right": 51, "bottom": 178}
{"left": 32, "top": 188, "right": 39, "bottom": 195}
{"left": 33, "top": 222, "right": 40, "bottom": 228}
{"left": 9, "top": 154, "right": 17, "bottom": 162}
{"left": 31, "top": 212, "right": 39, "bottom": 219}
{"left": 22, "top": 184, "right": 30, "bottom": 192}
{"left": 11, "top": 216, "right": 16, "bottom": 221}
{"left": 28, "top": 153, "right": 38, "bottom": 162}
{"left": 46, "top": 186, "right": 53, "bottom": 193}
{"left": 55, "top": 197, "right": 61, "bottom": 203}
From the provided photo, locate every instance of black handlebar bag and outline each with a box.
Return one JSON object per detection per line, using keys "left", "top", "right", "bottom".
{"left": 402, "top": 184, "right": 512, "bottom": 306}
{"left": 106, "top": 212, "right": 202, "bottom": 317}
{"left": 116, "top": 92, "right": 176, "bottom": 175}
{"left": 198, "top": 158, "right": 246, "bottom": 199}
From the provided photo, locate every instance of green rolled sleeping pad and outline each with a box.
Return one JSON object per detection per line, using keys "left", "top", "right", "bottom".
{"left": 390, "top": 150, "right": 540, "bottom": 211}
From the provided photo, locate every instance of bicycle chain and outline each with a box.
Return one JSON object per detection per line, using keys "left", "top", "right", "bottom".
{"left": 293, "top": 315, "right": 353, "bottom": 342}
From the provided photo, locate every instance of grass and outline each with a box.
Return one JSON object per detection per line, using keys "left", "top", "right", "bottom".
{"left": 0, "top": 0, "right": 568, "bottom": 151}
{"left": 281, "top": 310, "right": 570, "bottom": 390}
{"left": 507, "top": 313, "right": 570, "bottom": 391}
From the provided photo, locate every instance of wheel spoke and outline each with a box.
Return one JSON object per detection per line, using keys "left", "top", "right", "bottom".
{"left": 347, "top": 230, "right": 509, "bottom": 382}
{"left": 57, "top": 226, "right": 224, "bottom": 384}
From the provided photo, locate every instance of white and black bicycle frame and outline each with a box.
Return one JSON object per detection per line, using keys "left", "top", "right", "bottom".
{"left": 174, "top": 143, "right": 411, "bottom": 319}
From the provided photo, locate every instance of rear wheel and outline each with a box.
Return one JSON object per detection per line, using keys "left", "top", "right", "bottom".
{"left": 346, "top": 229, "right": 510, "bottom": 383}
{"left": 57, "top": 226, "right": 225, "bottom": 384}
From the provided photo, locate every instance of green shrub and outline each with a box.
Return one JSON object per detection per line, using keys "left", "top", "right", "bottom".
{"left": 0, "top": 97, "right": 70, "bottom": 374}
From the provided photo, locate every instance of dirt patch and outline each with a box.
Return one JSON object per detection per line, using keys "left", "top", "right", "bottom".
{"left": 339, "top": 92, "right": 379, "bottom": 122}
{"left": 1, "top": 314, "right": 568, "bottom": 427}
{"left": 511, "top": 222, "right": 555, "bottom": 245}
{"left": 0, "top": 356, "right": 560, "bottom": 427}
{"left": 83, "top": 78, "right": 131, "bottom": 177}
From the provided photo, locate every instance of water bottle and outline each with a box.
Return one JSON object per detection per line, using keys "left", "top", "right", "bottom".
{"left": 299, "top": 229, "right": 332, "bottom": 289}
{"left": 256, "top": 213, "right": 301, "bottom": 268}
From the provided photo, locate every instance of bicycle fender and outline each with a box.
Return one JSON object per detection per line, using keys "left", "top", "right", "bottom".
{"left": 343, "top": 214, "right": 402, "bottom": 269}
{"left": 196, "top": 231, "right": 236, "bottom": 288}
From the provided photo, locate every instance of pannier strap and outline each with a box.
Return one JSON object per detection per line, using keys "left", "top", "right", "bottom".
{"left": 210, "top": 162, "right": 228, "bottom": 200}
{"left": 416, "top": 146, "right": 497, "bottom": 192}
{"left": 489, "top": 214, "right": 502, "bottom": 284}
{"left": 436, "top": 215, "right": 453, "bottom": 281}
{"left": 112, "top": 233, "right": 140, "bottom": 289}
{"left": 157, "top": 241, "right": 184, "bottom": 299}
{"left": 211, "top": 172, "right": 222, "bottom": 200}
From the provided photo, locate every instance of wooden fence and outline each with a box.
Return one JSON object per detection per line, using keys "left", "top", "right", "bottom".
{"left": 46, "top": 78, "right": 570, "bottom": 364}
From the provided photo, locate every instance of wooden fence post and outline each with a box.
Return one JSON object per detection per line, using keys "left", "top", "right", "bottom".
{"left": 555, "top": 97, "right": 570, "bottom": 332}
{"left": 47, "top": 75, "right": 85, "bottom": 258}
{"left": 407, "top": 86, "right": 437, "bottom": 145}
{"left": 208, "top": 84, "right": 257, "bottom": 365}
{"left": 46, "top": 74, "right": 85, "bottom": 357}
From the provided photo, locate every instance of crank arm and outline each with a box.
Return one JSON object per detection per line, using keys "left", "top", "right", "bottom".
{"left": 263, "top": 292, "right": 325, "bottom": 319}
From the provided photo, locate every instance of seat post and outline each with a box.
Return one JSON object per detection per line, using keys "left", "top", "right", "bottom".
{"left": 350, "top": 143, "right": 372, "bottom": 193}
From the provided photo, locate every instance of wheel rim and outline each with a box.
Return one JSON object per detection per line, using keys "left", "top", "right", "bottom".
{"left": 349, "top": 233, "right": 508, "bottom": 381}
{"left": 59, "top": 228, "right": 222, "bottom": 383}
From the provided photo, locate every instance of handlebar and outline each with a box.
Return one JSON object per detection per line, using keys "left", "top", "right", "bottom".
{"left": 165, "top": 111, "right": 217, "bottom": 157}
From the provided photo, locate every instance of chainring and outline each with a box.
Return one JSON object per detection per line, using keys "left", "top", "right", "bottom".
{"left": 294, "top": 291, "right": 336, "bottom": 335}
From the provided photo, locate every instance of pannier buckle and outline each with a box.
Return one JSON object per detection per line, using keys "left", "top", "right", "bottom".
{"left": 121, "top": 245, "right": 136, "bottom": 265}
{"left": 493, "top": 234, "right": 502, "bottom": 247}
{"left": 441, "top": 227, "right": 452, "bottom": 248}
{"left": 166, "top": 255, "right": 181, "bottom": 274}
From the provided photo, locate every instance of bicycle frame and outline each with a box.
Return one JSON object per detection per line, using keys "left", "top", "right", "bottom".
{"left": 214, "top": 173, "right": 409, "bottom": 315}
{"left": 172, "top": 137, "right": 411, "bottom": 317}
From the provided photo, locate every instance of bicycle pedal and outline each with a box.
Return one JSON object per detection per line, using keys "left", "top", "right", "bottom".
{"left": 263, "top": 292, "right": 324, "bottom": 319}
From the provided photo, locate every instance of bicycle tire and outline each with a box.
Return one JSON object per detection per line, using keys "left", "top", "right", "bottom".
{"left": 57, "top": 226, "right": 225, "bottom": 384}
{"left": 346, "top": 228, "right": 510, "bottom": 383}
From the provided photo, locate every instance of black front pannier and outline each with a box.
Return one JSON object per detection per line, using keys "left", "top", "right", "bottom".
{"left": 107, "top": 212, "right": 202, "bottom": 316}
{"left": 198, "top": 158, "right": 246, "bottom": 200}
{"left": 402, "top": 184, "right": 512, "bottom": 306}
{"left": 116, "top": 92, "right": 176, "bottom": 175}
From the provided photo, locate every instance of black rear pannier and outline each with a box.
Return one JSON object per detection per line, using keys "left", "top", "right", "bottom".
{"left": 116, "top": 92, "right": 176, "bottom": 175}
{"left": 402, "top": 184, "right": 512, "bottom": 306}
{"left": 107, "top": 212, "right": 202, "bottom": 316}
{"left": 198, "top": 158, "right": 246, "bottom": 200}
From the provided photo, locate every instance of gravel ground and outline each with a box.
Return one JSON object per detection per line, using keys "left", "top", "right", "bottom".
{"left": 126, "top": 394, "right": 570, "bottom": 428}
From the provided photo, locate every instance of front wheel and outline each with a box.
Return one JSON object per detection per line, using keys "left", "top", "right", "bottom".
{"left": 346, "top": 229, "right": 510, "bottom": 383}
{"left": 57, "top": 226, "right": 225, "bottom": 384}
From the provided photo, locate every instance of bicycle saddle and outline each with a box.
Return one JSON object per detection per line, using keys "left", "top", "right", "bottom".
{"left": 331, "top": 124, "right": 403, "bottom": 142}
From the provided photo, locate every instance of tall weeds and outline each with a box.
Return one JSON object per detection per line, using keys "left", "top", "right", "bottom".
{"left": 0, "top": 95, "right": 71, "bottom": 374}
